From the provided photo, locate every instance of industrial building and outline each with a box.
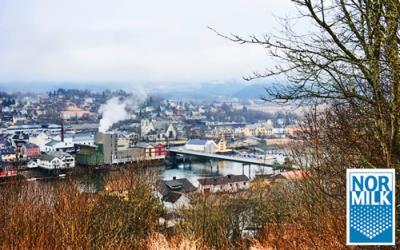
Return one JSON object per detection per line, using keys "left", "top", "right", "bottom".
{"left": 6, "top": 124, "right": 61, "bottom": 135}
{"left": 76, "top": 132, "right": 167, "bottom": 166}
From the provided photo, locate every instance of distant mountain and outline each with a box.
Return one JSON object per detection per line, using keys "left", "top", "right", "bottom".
{"left": 156, "top": 81, "right": 245, "bottom": 100}
{"left": 233, "top": 84, "right": 268, "bottom": 100}
{"left": 234, "top": 82, "right": 289, "bottom": 100}
{"left": 155, "top": 82, "right": 279, "bottom": 100}
{"left": 0, "top": 80, "right": 282, "bottom": 100}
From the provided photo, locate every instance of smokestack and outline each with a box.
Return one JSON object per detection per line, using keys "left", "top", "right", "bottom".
{"left": 61, "top": 118, "right": 64, "bottom": 142}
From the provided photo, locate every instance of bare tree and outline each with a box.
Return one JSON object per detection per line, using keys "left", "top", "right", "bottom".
{"left": 212, "top": 0, "right": 400, "bottom": 168}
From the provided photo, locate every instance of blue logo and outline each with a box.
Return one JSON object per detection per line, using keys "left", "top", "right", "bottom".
{"left": 347, "top": 169, "right": 395, "bottom": 245}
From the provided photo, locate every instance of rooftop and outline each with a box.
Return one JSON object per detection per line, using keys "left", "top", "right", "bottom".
{"left": 186, "top": 139, "right": 208, "bottom": 146}
{"left": 198, "top": 174, "right": 249, "bottom": 186}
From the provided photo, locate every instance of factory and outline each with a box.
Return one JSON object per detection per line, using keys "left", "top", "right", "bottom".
{"left": 76, "top": 132, "right": 167, "bottom": 166}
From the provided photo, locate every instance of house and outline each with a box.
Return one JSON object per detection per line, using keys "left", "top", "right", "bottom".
{"left": 155, "top": 177, "right": 196, "bottom": 211}
{"left": 36, "top": 151, "right": 75, "bottom": 170}
{"left": 61, "top": 107, "right": 93, "bottom": 120}
{"left": 184, "top": 139, "right": 217, "bottom": 153}
{"left": 198, "top": 174, "right": 250, "bottom": 193}
{"left": 21, "top": 143, "right": 40, "bottom": 159}
{"left": 0, "top": 148, "right": 16, "bottom": 162}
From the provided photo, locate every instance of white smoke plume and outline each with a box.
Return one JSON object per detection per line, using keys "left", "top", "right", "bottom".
{"left": 98, "top": 88, "right": 147, "bottom": 133}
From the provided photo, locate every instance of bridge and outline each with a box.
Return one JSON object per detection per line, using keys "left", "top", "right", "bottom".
{"left": 167, "top": 148, "right": 273, "bottom": 167}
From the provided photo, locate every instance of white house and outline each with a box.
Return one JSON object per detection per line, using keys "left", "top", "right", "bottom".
{"left": 198, "top": 174, "right": 250, "bottom": 193}
{"left": 184, "top": 139, "right": 217, "bottom": 153}
{"left": 36, "top": 151, "right": 75, "bottom": 170}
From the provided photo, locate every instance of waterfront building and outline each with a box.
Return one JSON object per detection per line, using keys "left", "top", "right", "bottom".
{"left": 197, "top": 174, "right": 250, "bottom": 193}
{"left": 216, "top": 136, "right": 231, "bottom": 153}
{"left": 36, "top": 151, "right": 75, "bottom": 170}
{"left": 184, "top": 139, "right": 217, "bottom": 153}
{"left": 75, "top": 144, "right": 105, "bottom": 166}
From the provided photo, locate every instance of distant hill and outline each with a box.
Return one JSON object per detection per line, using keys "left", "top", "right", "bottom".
{"left": 156, "top": 81, "right": 245, "bottom": 100}
{"left": 156, "top": 82, "right": 277, "bottom": 100}
{"left": 232, "top": 84, "right": 268, "bottom": 100}
{"left": 0, "top": 80, "right": 281, "bottom": 100}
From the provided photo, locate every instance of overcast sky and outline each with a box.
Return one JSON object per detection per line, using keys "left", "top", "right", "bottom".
{"left": 0, "top": 0, "right": 296, "bottom": 87}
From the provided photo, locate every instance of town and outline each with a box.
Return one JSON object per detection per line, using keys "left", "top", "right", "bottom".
{"left": 1, "top": 0, "right": 391, "bottom": 247}
{"left": 0, "top": 88, "right": 305, "bottom": 211}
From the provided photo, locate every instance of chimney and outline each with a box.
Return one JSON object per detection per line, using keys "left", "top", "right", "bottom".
{"left": 61, "top": 118, "right": 64, "bottom": 142}
{"left": 173, "top": 176, "right": 176, "bottom": 180}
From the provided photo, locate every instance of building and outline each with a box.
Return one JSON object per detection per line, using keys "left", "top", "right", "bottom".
{"left": 11, "top": 132, "right": 29, "bottom": 147}
{"left": 135, "top": 143, "right": 167, "bottom": 160}
{"left": 28, "top": 133, "right": 50, "bottom": 152}
{"left": 92, "top": 132, "right": 157, "bottom": 164}
{"left": 75, "top": 144, "right": 104, "bottom": 166}
{"left": 198, "top": 174, "right": 250, "bottom": 193}
{"left": 243, "top": 123, "right": 273, "bottom": 137}
{"left": 21, "top": 143, "right": 40, "bottom": 159}
{"left": 94, "top": 132, "right": 117, "bottom": 165}
{"left": 65, "top": 123, "right": 99, "bottom": 133}
{"left": 155, "top": 123, "right": 177, "bottom": 140}
{"left": 127, "top": 132, "right": 140, "bottom": 148}
{"left": 154, "top": 144, "right": 166, "bottom": 158}
{"left": 0, "top": 148, "right": 16, "bottom": 162}
{"left": 61, "top": 107, "right": 94, "bottom": 120}
{"left": 141, "top": 119, "right": 178, "bottom": 141}
{"left": 112, "top": 147, "right": 143, "bottom": 164}
{"left": 6, "top": 124, "right": 61, "bottom": 135}
{"left": 184, "top": 139, "right": 217, "bottom": 153}
{"left": 45, "top": 133, "right": 95, "bottom": 153}
{"left": 216, "top": 136, "right": 230, "bottom": 153}
{"left": 36, "top": 151, "right": 75, "bottom": 170}
{"left": 155, "top": 177, "right": 196, "bottom": 211}
{"left": 140, "top": 119, "right": 155, "bottom": 138}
